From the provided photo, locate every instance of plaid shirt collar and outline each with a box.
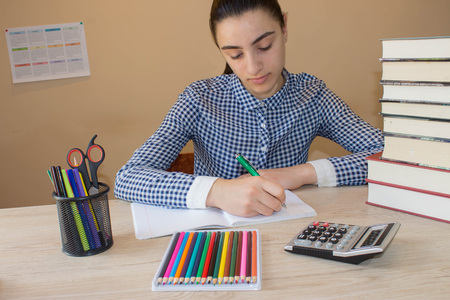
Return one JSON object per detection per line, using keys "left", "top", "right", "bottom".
{"left": 230, "top": 69, "right": 290, "bottom": 112}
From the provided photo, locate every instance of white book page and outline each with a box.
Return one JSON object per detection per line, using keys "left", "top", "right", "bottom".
{"left": 131, "top": 190, "right": 316, "bottom": 239}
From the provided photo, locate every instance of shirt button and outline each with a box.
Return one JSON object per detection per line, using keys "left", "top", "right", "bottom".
{"left": 261, "top": 146, "right": 267, "bottom": 152}
{"left": 260, "top": 123, "right": 266, "bottom": 129}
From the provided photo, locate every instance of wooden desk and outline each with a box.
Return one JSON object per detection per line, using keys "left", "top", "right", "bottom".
{"left": 2, "top": 185, "right": 450, "bottom": 299}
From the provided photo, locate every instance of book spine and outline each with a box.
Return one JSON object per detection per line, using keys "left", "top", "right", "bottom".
{"left": 380, "top": 58, "right": 450, "bottom": 62}
{"left": 381, "top": 113, "right": 450, "bottom": 122}
{"left": 379, "top": 98, "right": 450, "bottom": 105}
{"left": 383, "top": 133, "right": 450, "bottom": 143}
{"left": 380, "top": 80, "right": 450, "bottom": 86}
{"left": 365, "top": 201, "right": 450, "bottom": 225}
{"left": 366, "top": 178, "right": 450, "bottom": 199}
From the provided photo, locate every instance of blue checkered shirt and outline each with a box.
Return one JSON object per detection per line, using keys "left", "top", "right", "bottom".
{"left": 114, "top": 70, "right": 383, "bottom": 208}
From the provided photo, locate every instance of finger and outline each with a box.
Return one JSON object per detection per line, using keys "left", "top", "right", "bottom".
{"left": 261, "top": 180, "right": 286, "bottom": 207}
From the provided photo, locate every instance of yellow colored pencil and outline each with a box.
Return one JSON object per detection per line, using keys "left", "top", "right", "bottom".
{"left": 218, "top": 231, "right": 230, "bottom": 285}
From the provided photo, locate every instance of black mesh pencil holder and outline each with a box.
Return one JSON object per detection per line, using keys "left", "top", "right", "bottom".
{"left": 53, "top": 183, "right": 113, "bottom": 256}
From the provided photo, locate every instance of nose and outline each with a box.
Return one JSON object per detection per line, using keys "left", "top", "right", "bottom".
{"left": 246, "top": 53, "right": 262, "bottom": 75}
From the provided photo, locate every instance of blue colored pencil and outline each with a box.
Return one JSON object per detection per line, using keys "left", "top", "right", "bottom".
{"left": 190, "top": 231, "right": 207, "bottom": 284}
{"left": 180, "top": 232, "right": 199, "bottom": 284}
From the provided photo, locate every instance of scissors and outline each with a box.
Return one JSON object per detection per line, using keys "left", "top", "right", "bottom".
{"left": 67, "top": 134, "right": 105, "bottom": 195}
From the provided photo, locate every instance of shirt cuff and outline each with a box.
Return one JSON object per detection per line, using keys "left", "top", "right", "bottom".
{"left": 307, "top": 159, "right": 337, "bottom": 187}
{"left": 186, "top": 176, "right": 219, "bottom": 209}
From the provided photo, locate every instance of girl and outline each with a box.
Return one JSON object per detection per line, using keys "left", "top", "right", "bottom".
{"left": 115, "top": 0, "right": 383, "bottom": 217}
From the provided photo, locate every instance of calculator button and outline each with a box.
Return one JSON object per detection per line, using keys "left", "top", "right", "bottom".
{"left": 340, "top": 240, "right": 348, "bottom": 245}
{"left": 322, "top": 222, "right": 329, "bottom": 227}
{"left": 315, "top": 241, "right": 322, "bottom": 248}
{"left": 308, "top": 225, "right": 317, "bottom": 230}
{"left": 337, "top": 244, "right": 344, "bottom": 250}
{"left": 319, "top": 236, "right": 328, "bottom": 243}
{"left": 318, "top": 226, "right": 327, "bottom": 232}
{"left": 297, "top": 234, "right": 308, "bottom": 240}
{"left": 338, "top": 228, "right": 348, "bottom": 234}
{"left": 308, "top": 235, "right": 318, "bottom": 242}
{"left": 330, "top": 237, "right": 339, "bottom": 244}
{"left": 345, "top": 235, "right": 353, "bottom": 240}
{"left": 333, "top": 232, "right": 343, "bottom": 239}
{"left": 350, "top": 229, "right": 358, "bottom": 235}
{"left": 294, "top": 239, "right": 312, "bottom": 246}
{"left": 322, "top": 231, "right": 332, "bottom": 238}
{"left": 313, "top": 221, "right": 320, "bottom": 226}
{"left": 328, "top": 227, "right": 337, "bottom": 233}
{"left": 303, "top": 229, "right": 312, "bottom": 235}
{"left": 326, "top": 242, "right": 333, "bottom": 249}
{"left": 312, "top": 230, "right": 321, "bottom": 236}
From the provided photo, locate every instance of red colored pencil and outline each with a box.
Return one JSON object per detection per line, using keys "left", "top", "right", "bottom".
{"left": 201, "top": 231, "right": 217, "bottom": 285}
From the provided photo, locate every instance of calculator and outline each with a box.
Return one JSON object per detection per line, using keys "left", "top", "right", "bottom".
{"left": 284, "top": 221, "right": 400, "bottom": 264}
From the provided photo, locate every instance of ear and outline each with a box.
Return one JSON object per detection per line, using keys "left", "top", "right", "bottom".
{"left": 282, "top": 13, "right": 288, "bottom": 42}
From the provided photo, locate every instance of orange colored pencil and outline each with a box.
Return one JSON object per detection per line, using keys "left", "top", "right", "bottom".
{"left": 173, "top": 232, "right": 194, "bottom": 284}
{"left": 252, "top": 230, "right": 257, "bottom": 283}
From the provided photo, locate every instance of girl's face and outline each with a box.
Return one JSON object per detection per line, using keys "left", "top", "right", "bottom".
{"left": 215, "top": 9, "right": 287, "bottom": 100}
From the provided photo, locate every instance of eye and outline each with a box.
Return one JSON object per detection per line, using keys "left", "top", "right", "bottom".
{"left": 230, "top": 53, "right": 243, "bottom": 60}
{"left": 259, "top": 43, "right": 272, "bottom": 52}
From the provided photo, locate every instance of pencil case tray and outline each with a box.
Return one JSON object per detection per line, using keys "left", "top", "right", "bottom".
{"left": 53, "top": 183, "right": 114, "bottom": 256}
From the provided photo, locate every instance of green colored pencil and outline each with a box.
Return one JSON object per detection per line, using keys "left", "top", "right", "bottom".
{"left": 195, "top": 231, "right": 212, "bottom": 283}
{"left": 212, "top": 232, "right": 224, "bottom": 285}
{"left": 228, "top": 231, "right": 239, "bottom": 284}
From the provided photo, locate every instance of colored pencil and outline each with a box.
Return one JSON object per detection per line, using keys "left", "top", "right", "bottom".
{"left": 246, "top": 231, "right": 252, "bottom": 283}
{"left": 173, "top": 232, "right": 194, "bottom": 284}
{"left": 195, "top": 231, "right": 211, "bottom": 284}
{"left": 240, "top": 231, "right": 248, "bottom": 283}
{"left": 223, "top": 231, "right": 234, "bottom": 284}
{"left": 234, "top": 231, "right": 243, "bottom": 284}
{"left": 201, "top": 231, "right": 217, "bottom": 285}
{"left": 212, "top": 232, "right": 225, "bottom": 285}
{"left": 189, "top": 231, "right": 207, "bottom": 284}
{"left": 158, "top": 232, "right": 180, "bottom": 285}
{"left": 163, "top": 232, "right": 185, "bottom": 285}
{"left": 168, "top": 232, "right": 189, "bottom": 284}
{"left": 179, "top": 232, "right": 198, "bottom": 284}
{"left": 218, "top": 231, "right": 230, "bottom": 285}
{"left": 228, "top": 231, "right": 239, "bottom": 284}
{"left": 252, "top": 230, "right": 258, "bottom": 283}
{"left": 184, "top": 232, "right": 202, "bottom": 284}
{"left": 206, "top": 231, "right": 220, "bottom": 284}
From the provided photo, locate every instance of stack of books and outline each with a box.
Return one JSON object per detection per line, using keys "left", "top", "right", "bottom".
{"left": 366, "top": 36, "right": 450, "bottom": 223}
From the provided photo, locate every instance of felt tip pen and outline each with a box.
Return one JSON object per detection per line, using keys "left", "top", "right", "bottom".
{"left": 235, "top": 154, "right": 287, "bottom": 209}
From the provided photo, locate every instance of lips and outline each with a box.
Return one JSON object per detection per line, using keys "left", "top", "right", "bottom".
{"left": 249, "top": 74, "right": 269, "bottom": 85}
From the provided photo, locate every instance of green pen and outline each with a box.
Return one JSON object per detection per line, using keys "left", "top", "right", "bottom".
{"left": 236, "top": 154, "right": 260, "bottom": 176}
{"left": 235, "top": 154, "right": 287, "bottom": 208}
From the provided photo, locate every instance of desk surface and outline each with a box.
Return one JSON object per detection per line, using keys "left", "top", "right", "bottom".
{"left": 2, "top": 185, "right": 450, "bottom": 299}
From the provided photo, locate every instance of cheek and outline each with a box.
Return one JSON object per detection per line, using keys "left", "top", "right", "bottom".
{"left": 226, "top": 59, "right": 245, "bottom": 74}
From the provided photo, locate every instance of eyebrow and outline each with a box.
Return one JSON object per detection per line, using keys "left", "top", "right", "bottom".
{"left": 221, "top": 31, "right": 275, "bottom": 50}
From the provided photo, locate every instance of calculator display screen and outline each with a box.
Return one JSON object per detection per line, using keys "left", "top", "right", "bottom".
{"left": 352, "top": 223, "right": 394, "bottom": 249}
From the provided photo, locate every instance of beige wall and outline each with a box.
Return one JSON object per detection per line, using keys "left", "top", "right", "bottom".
{"left": 1, "top": 0, "right": 449, "bottom": 208}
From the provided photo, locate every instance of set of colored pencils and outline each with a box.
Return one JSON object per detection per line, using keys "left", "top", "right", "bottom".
{"left": 156, "top": 230, "right": 259, "bottom": 287}
{"left": 48, "top": 165, "right": 110, "bottom": 254}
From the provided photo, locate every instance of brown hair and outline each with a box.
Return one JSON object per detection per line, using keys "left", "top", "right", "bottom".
{"left": 209, "top": 0, "right": 285, "bottom": 74}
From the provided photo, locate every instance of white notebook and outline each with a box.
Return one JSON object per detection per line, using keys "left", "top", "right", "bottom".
{"left": 131, "top": 190, "right": 316, "bottom": 239}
